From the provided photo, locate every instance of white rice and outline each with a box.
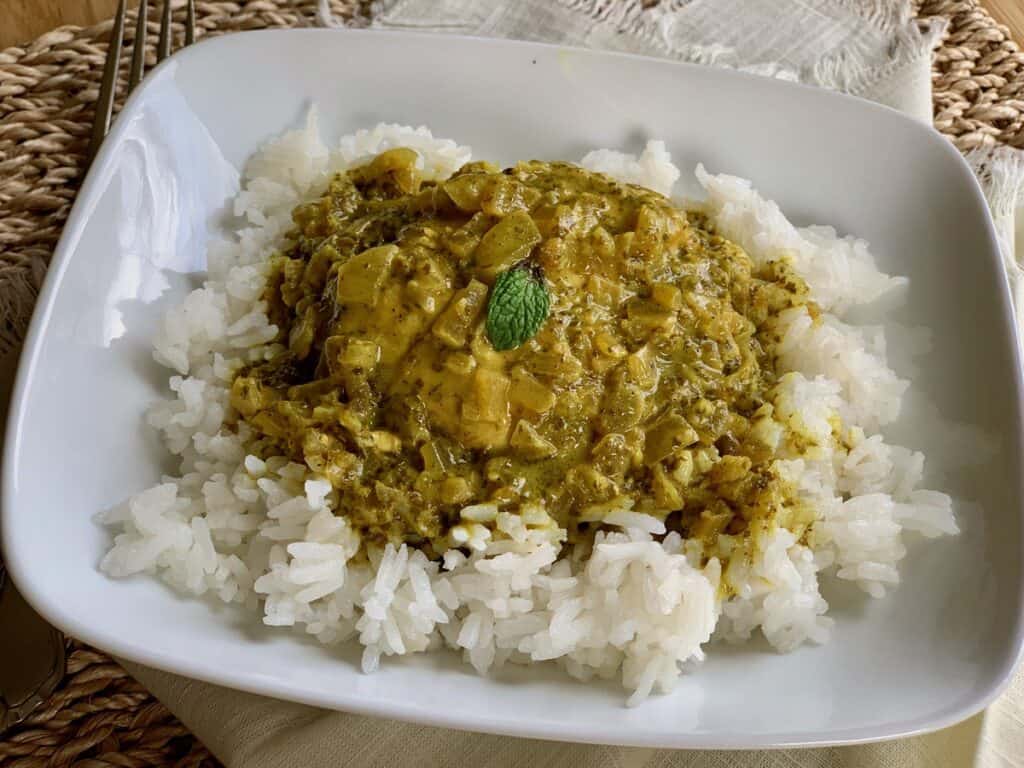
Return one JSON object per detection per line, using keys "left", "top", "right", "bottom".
{"left": 99, "top": 111, "right": 957, "bottom": 705}
{"left": 581, "top": 140, "right": 680, "bottom": 197}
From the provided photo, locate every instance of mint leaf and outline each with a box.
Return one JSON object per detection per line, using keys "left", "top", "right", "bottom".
{"left": 486, "top": 264, "right": 550, "bottom": 351}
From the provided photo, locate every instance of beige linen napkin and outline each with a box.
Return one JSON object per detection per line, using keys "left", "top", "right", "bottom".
{"left": 121, "top": 660, "right": 1024, "bottom": 768}
{"left": 120, "top": 1, "right": 1024, "bottom": 765}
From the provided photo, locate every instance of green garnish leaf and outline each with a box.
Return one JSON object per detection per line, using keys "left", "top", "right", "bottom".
{"left": 486, "top": 263, "right": 550, "bottom": 351}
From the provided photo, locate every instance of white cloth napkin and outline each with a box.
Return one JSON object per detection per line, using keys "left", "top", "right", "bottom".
{"left": 122, "top": 1, "right": 1024, "bottom": 765}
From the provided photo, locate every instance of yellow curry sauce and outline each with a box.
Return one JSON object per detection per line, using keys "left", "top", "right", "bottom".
{"left": 229, "top": 148, "right": 812, "bottom": 561}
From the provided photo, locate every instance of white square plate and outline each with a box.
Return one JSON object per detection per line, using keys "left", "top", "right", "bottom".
{"left": 4, "top": 29, "right": 1024, "bottom": 749}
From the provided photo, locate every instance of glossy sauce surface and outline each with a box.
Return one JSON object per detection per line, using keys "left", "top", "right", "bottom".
{"left": 230, "top": 150, "right": 810, "bottom": 559}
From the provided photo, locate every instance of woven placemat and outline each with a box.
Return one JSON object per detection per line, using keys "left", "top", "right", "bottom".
{"left": 0, "top": 0, "right": 1022, "bottom": 765}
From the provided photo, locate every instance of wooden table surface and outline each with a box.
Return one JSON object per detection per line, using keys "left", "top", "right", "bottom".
{"left": 2, "top": 0, "right": 1023, "bottom": 50}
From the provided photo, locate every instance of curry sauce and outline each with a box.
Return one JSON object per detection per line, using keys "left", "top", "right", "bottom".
{"left": 229, "top": 149, "right": 811, "bottom": 560}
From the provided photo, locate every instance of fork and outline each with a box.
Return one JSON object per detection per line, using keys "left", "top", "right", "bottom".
{"left": 86, "top": 0, "right": 197, "bottom": 166}
{"left": 0, "top": 0, "right": 198, "bottom": 738}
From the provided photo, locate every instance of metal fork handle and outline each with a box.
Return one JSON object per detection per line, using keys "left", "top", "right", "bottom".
{"left": 0, "top": 564, "right": 65, "bottom": 734}
{"left": 0, "top": 343, "right": 64, "bottom": 735}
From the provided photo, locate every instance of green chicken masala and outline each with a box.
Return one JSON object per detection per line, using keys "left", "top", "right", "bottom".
{"left": 229, "top": 148, "right": 812, "bottom": 561}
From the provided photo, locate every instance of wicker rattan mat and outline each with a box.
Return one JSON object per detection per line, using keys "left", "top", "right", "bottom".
{"left": 1, "top": 0, "right": 1023, "bottom": 765}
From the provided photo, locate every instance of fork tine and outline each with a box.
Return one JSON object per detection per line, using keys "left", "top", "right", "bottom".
{"left": 157, "top": 0, "right": 173, "bottom": 62}
{"left": 129, "top": 0, "right": 149, "bottom": 90}
{"left": 87, "top": 0, "right": 127, "bottom": 165}
{"left": 185, "top": 0, "right": 195, "bottom": 46}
